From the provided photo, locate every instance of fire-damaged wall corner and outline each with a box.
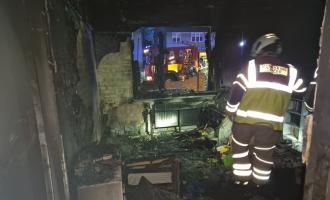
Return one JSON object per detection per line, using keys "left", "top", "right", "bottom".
{"left": 303, "top": 0, "right": 330, "bottom": 199}
{"left": 94, "top": 32, "right": 147, "bottom": 136}
{"left": 76, "top": 23, "right": 102, "bottom": 143}
{"left": 96, "top": 40, "right": 143, "bottom": 134}
{"left": 48, "top": 0, "right": 102, "bottom": 183}
{"left": 97, "top": 40, "right": 134, "bottom": 112}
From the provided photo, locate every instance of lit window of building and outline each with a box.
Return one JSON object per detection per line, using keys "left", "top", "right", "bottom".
{"left": 172, "top": 32, "right": 181, "bottom": 43}
{"left": 191, "top": 32, "right": 204, "bottom": 42}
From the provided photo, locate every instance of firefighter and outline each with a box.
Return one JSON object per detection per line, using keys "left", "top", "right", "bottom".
{"left": 226, "top": 33, "right": 306, "bottom": 185}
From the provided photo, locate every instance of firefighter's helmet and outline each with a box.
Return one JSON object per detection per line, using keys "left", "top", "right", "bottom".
{"left": 250, "top": 33, "right": 282, "bottom": 57}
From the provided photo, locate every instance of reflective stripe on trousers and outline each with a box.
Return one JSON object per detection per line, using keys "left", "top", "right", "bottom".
{"left": 231, "top": 123, "right": 280, "bottom": 184}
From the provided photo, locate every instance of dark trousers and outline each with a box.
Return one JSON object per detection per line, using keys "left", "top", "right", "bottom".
{"left": 231, "top": 123, "right": 281, "bottom": 184}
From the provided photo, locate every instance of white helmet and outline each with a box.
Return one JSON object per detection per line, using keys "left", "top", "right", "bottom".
{"left": 250, "top": 33, "right": 282, "bottom": 57}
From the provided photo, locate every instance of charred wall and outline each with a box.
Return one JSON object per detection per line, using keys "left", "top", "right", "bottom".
{"left": 304, "top": 0, "right": 330, "bottom": 199}
{"left": 48, "top": 0, "right": 99, "bottom": 163}
{"left": 0, "top": 0, "right": 79, "bottom": 199}
{"left": 49, "top": 0, "right": 146, "bottom": 170}
{"left": 0, "top": 2, "right": 47, "bottom": 199}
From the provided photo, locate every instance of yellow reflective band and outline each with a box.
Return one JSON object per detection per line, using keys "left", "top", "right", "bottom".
{"left": 226, "top": 105, "right": 238, "bottom": 113}
{"left": 248, "top": 60, "right": 257, "bottom": 83}
{"left": 232, "top": 135, "right": 249, "bottom": 147}
{"left": 294, "top": 87, "right": 307, "bottom": 93}
{"left": 236, "top": 109, "right": 284, "bottom": 123}
{"left": 226, "top": 106, "right": 237, "bottom": 112}
{"left": 233, "top": 163, "right": 251, "bottom": 170}
{"left": 234, "top": 169, "right": 252, "bottom": 177}
{"left": 293, "top": 78, "right": 303, "bottom": 90}
{"left": 253, "top": 167, "right": 271, "bottom": 175}
{"left": 254, "top": 146, "right": 276, "bottom": 151}
{"left": 226, "top": 102, "right": 239, "bottom": 112}
{"left": 314, "top": 67, "right": 318, "bottom": 78}
{"left": 253, "top": 153, "right": 274, "bottom": 165}
{"left": 233, "top": 81, "right": 247, "bottom": 91}
{"left": 288, "top": 65, "right": 298, "bottom": 89}
{"left": 232, "top": 151, "right": 249, "bottom": 158}
{"left": 252, "top": 172, "right": 270, "bottom": 180}
{"left": 237, "top": 74, "right": 250, "bottom": 87}
{"left": 227, "top": 102, "right": 240, "bottom": 109}
{"left": 304, "top": 102, "right": 314, "bottom": 112}
{"left": 246, "top": 60, "right": 294, "bottom": 93}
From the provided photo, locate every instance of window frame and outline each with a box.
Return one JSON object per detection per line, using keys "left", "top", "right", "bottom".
{"left": 172, "top": 32, "right": 182, "bottom": 43}
{"left": 191, "top": 32, "right": 204, "bottom": 42}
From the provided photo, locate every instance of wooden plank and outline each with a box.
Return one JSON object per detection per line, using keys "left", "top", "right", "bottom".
{"left": 126, "top": 158, "right": 169, "bottom": 167}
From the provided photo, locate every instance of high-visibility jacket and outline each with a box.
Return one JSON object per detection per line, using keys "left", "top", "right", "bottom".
{"left": 226, "top": 56, "right": 306, "bottom": 131}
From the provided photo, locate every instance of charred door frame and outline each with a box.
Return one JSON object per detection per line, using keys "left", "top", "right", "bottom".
{"left": 27, "top": 0, "right": 70, "bottom": 199}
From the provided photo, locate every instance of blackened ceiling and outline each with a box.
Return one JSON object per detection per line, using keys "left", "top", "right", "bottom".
{"left": 84, "top": 0, "right": 218, "bottom": 31}
{"left": 84, "top": 0, "right": 324, "bottom": 32}
{"left": 84, "top": 0, "right": 325, "bottom": 80}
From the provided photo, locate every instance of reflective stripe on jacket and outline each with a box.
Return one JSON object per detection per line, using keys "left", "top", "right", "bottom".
{"left": 303, "top": 67, "right": 318, "bottom": 113}
{"left": 226, "top": 56, "right": 305, "bottom": 131}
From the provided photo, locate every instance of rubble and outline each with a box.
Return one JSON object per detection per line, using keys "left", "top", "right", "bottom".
{"left": 73, "top": 125, "right": 228, "bottom": 198}
{"left": 118, "top": 131, "right": 225, "bottom": 199}
{"left": 77, "top": 164, "right": 123, "bottom": 200}
{"left": 72, "top": 115, "right": 304, "bottom": 200}
{"left": 274, "top": 141, "right": 303, "bottom": 168}
{"left": 73, "top": 144, "right": 120, "bottom": 186}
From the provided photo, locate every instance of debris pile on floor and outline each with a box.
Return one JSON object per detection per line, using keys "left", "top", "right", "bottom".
{"left": 126, "top": 177, "right": 180, "bottom": 200}
{"left": 72, "top": 114, "right": 305, "bottom": 200}
{"left": 274, "top": 140, "right": 303, "bottom": 168}
{"left": 119, "top": 130, "right": 227, "bottom": 200}
{"left": 73, "top": 126, "right": 227, "bottom": 199}
{"left": 73, "top": 144, "right": 120, "bottom": 186}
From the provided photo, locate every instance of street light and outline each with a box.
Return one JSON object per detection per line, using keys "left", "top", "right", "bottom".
{"left": 239, "top": 39, "right": 246, "bottom": 56}
{"left": 239, "top": 40, "right": 246, "bottom": 47}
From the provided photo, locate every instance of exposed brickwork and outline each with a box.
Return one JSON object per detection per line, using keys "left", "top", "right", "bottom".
{"left": 109, "top": 102, "right": 145, "bottom": 135}
{"left": 97, "top": 41, "right": 134, "bottom": 114}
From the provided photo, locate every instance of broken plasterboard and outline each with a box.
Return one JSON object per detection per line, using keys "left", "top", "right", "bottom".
{"left": 128, "top": 172, "right": 172, "bottom": 185}
{"left": 125, "top": 157, "right": 180, "bottom": 194}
